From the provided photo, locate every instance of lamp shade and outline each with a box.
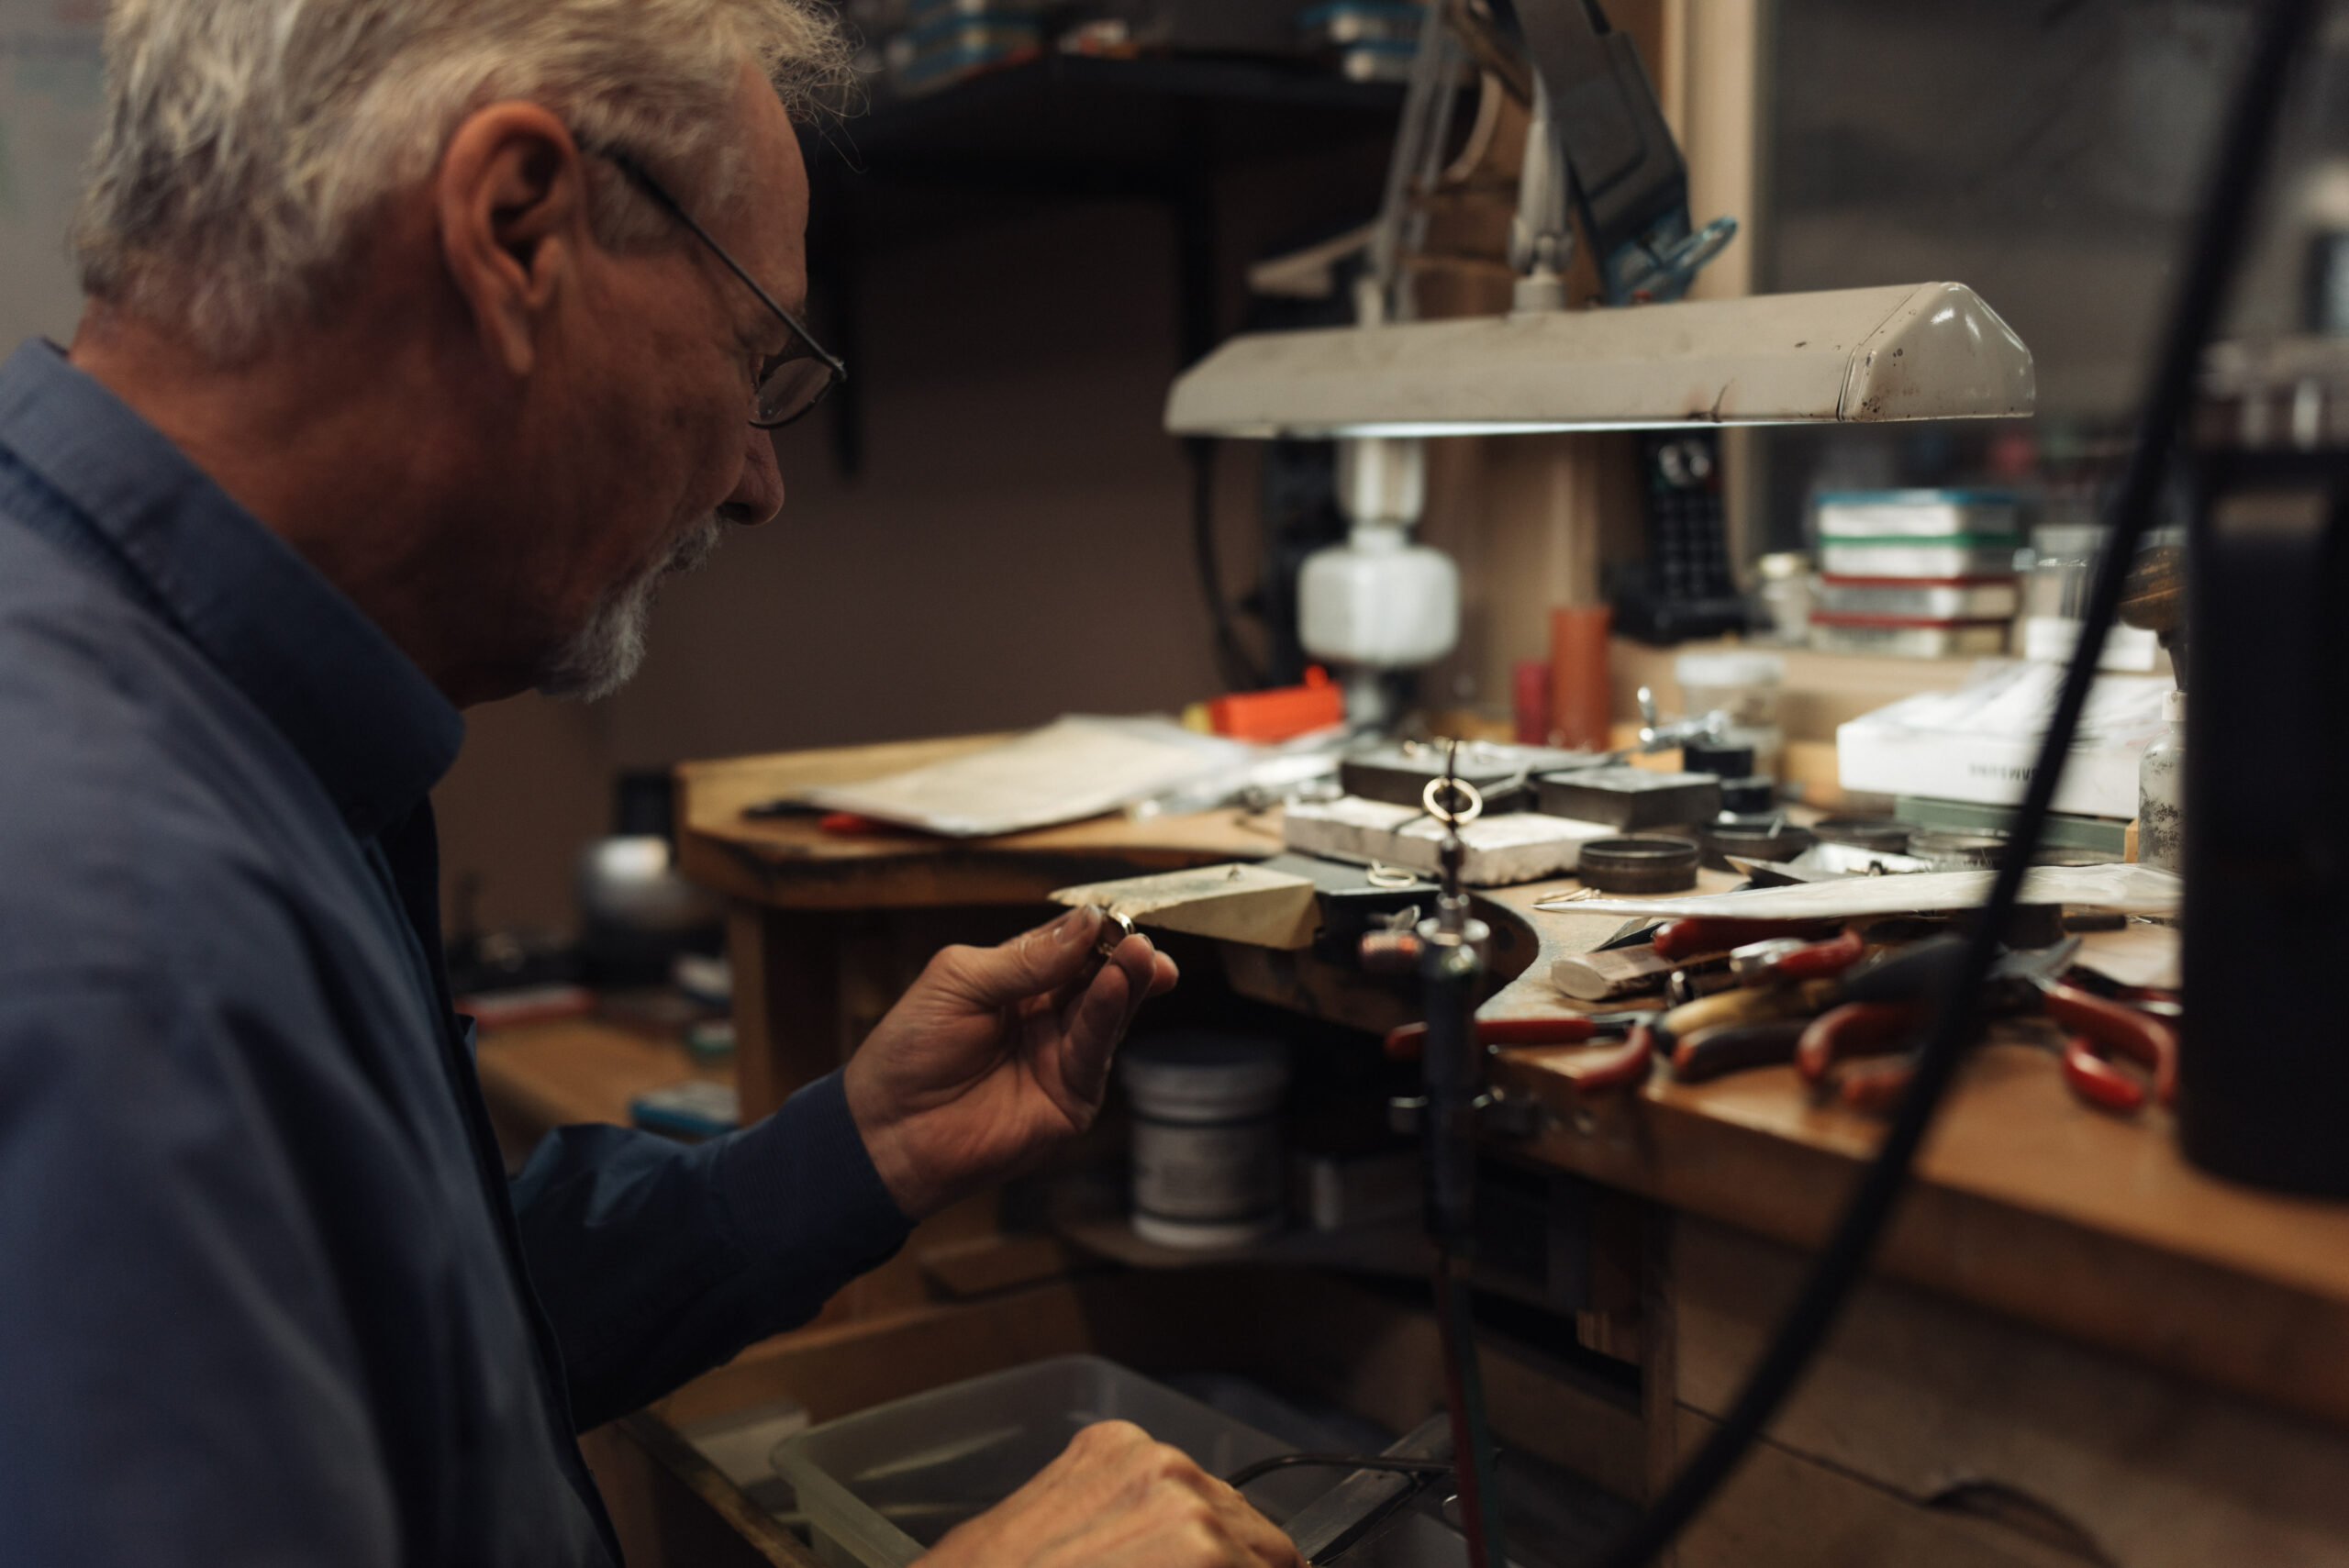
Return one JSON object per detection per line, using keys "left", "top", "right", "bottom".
{"left": 1165, "top": 282, "right": 2032, "bottom": 439}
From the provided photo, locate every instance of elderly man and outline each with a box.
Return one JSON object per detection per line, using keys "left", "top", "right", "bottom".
{"left": 0, "top": 3, "right": 1302, "bottom": 1565}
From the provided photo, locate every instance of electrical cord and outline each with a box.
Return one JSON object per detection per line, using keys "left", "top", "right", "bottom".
{"left": 1186, "top": 437, "right": 1268, "bottom": 693}
{"left": 1580, "top": 3, "right": 2320, "bottom": 1563}
{"left": 1434, "top": 1252, "right": 1508, "bottom": 1568}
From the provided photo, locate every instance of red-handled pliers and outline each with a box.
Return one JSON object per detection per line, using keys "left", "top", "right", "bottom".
{"left": 1386, "top": 1013, "right": 1657, "bottom": 1091}
{"left": 1733, "top": 926, "right": 1868, "bottom": 985}
{"left": 2053, "top": 986, "right": 2177, "bottom": 1112}
{"left": 1655, "top": 929, "right": 1871, "bottom": 1085}
{"left": 1382, "top": 1013, "right": 1623, "bottom": 1058}
{"left": 1653, "top": 916, "right": 1837, "bottom": 962}
{"left": 1801, "top": 938, "right": 2178, "bottom": 1115}
{"left": 1796, "top": 999, "right": 1923, "bottom": 1085}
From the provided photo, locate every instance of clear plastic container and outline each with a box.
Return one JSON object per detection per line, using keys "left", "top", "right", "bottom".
{"left": 1674, "top": 649, "right": 1785, "bottom": 776}
{"left": 2139, "top": 690, "right": 2185, "bottom": 873}
{"left": 2017, "top": 524, "right": 2161, "bottom": 670}
{"left": 1753, "top": 551, "right": 1814, "bottom": 643}
{"left": 769, "top": 1355, "right": 1323, "bottom": 1567}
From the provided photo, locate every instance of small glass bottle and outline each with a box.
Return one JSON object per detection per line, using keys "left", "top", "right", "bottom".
{"left": 2138, "top": 691, "right": 2186, "bottom": 873}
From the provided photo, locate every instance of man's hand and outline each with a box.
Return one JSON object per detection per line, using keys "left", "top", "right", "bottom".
{"left": 843, "top": 906, "right": 1177, "bottom": 1218}
{"left": 918, "top": 1420, "right": 1304, "bottom": 1568}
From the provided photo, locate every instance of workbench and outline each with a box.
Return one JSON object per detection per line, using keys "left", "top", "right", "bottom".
{"left": 567, "top": 734, "right": 2349, "bottom": 1566}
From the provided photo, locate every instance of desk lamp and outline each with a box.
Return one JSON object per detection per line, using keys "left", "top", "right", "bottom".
{"left": 1165, "top": 0, "right": 2033, "bottom": 724}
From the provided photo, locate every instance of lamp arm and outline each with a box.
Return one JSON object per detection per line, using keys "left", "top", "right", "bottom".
{"left": 1489, "top": 0, "right": 1734, "bottom": 305}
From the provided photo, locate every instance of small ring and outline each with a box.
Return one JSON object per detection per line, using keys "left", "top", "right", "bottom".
{"left": 1421, "top": 775, "right": 1485, "bottom": 827}
{"left": 1366, "top": 863, "right": 1419, "bottom": 888}
{"left": 1091, "top": 908, "right": 1136, "bottom": 962}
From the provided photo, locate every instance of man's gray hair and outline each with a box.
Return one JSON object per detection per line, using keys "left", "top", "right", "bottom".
{"left": 72, "top": 0, "right": 852, "bottom": 360}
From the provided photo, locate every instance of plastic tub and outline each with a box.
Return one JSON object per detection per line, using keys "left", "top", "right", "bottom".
{"left": 769, "top": 1355, "right": 1323, "bottom": 1566}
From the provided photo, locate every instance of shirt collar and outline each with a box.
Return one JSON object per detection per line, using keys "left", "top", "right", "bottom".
{"left": 0, "top": 340, "right": 464, "bottom": 837}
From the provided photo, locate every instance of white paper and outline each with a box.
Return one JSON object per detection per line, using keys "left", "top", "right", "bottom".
{"left": 795, "top": 717, "right": 1252, "bottom": 838}
{"left": 1534, "top": 863, "right": 2183, "bottom": 921}
{"left": 1836, "top": 660, "right": 2170, "bottom": 819}
{"left": 2074, "top": 923, "right": 2182, "bottom": 990}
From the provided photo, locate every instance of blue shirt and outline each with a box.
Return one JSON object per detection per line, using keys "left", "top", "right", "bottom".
{"left": 0, "top": 342, "right": 910, "bottom": 1564}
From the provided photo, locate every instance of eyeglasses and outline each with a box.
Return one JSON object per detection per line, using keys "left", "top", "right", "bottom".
{"left": 590, "top": 145, "right": 846, "bottom": 428}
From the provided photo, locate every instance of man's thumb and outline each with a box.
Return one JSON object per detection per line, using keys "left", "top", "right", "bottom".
{"left": 968, "top": 906, "right": 1101, "bottom": 1003}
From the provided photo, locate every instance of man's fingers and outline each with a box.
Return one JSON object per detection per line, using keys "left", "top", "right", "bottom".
{"left": 1153, "top": 1451, "right": 1304, "bottom": 1568}
{"left": 1057, "top": 945, "right": 1143, "bottom": 1108}
{"left": 928, "top": 1422, "right": 1304, "bottom": 1568}
{"left": 1041, "top": 930, "right": 1176, "bottom": 1113}
{"left": 1217, "top": 1481, "right": 1307, "bottom": 1567}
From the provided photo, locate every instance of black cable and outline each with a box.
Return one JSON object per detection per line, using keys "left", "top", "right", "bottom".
{"left": 1434, "top": 1253, "right": 1508, "bottom": 1568}
{"left": 1186, "top": 436, "right": 1268, "bottom": 692}
{"left": 1582, "top": 4, "right": 2321, "bottom": 1563}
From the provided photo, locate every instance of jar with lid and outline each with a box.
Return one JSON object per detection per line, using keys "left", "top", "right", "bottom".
{"left": 1674, "top": 649, "right": 1785, "bottom": 776}
{"left": 2138, "top": 690, "right": 2185, "bottom": 873}
{"left": 1120, "top": 1032, "right": 1290, "bottom": 1249}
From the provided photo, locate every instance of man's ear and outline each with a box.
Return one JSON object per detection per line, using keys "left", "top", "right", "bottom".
{"left": 434, "top": 103, "right": 588, "bottom": 380}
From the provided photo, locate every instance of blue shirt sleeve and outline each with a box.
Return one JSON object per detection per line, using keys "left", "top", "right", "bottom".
{"left": 507, "top": 1071, "right": 911, "bottom": 1430}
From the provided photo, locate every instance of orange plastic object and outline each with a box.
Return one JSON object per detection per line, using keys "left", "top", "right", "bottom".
{"left": 1207, "top": 665, "right": 1345, "bottom": 740}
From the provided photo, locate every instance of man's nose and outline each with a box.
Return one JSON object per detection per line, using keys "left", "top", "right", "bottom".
{"left": 719, "top": 423, "right": 786, "bottom": 527}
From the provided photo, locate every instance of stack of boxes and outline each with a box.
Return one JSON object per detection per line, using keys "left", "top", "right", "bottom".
{"left": 1807, "top": 488, "right": 2023, "bottom": 658}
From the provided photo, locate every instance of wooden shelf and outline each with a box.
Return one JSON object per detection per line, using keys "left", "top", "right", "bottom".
{"left": 813, "top": 54, "right": 1407, "bottom": 191}
{"left": 474, "top": 1017, "right": 729, "bottom": 1161}
{"left": 1057, "top": 1213, "right": 1431, "bottom": 1276}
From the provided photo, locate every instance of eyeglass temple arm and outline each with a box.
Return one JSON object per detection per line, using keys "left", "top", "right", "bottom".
{"left": 592, "top": 144, "right": 847, "bottom": 380}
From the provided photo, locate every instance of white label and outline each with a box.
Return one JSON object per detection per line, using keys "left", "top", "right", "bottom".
{"left": 1132, "top": 1117, "right": 1280, "bottom": 1222}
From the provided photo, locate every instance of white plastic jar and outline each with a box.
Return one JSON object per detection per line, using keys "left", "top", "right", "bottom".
{"left": 1121, "top": 1032, "right": 1290, "bottom": 1249}
{"left": 1675, "top": 649, "right": 1786, "bottom": 776}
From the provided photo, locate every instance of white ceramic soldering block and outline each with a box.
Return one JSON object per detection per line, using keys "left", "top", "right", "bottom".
{"left": 1282, "top": 796, "right": 1613, "bottom": 886}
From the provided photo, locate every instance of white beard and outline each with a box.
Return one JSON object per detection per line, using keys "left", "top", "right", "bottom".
{"left": 536, "top": 515, "right": 724, "bottom": 701}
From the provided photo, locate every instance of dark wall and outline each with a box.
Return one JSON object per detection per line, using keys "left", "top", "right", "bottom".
{"left": 436, "top": 139, "right": 1391, "bottom": 932}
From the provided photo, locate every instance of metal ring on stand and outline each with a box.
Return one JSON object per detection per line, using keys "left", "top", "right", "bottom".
{"left": 1422, "top": 775, "right": 1486, "bottom": 828}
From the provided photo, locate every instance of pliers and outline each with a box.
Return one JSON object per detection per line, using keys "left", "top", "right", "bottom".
{"left": 1459, "top": 930, "right": 1862, "bottom": 1093}
{"left": 1798, "top": 936, "right": 2178, "bottom": 1114}
{"left": 1385, "top": 1012, "right": 1659, "bottom": 1091}
{"left": 1662, "top": 927, "right": 1871, "bottom": 1084}
{"left": 1651, "top": 916, "right": 1840, "bottom": 962}
{"left": 2054, "top": 995, "right": 2177, "bottom": 1114}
